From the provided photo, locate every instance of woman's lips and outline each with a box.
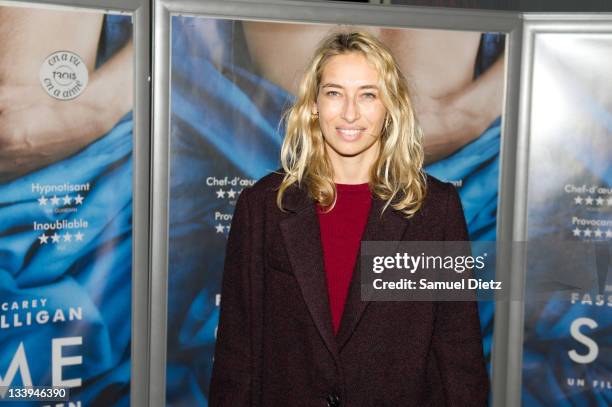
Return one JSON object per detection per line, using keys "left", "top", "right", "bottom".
{"left": 336, "top": 127, "right": 365, "bottom": 140}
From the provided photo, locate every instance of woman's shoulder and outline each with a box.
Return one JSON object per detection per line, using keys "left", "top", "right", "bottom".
{"left": 254, "top": 170, "right": 285, "bottom": 189}
{"left": 237, "top": 171, "right": 284, "bottom": 204}
{"left": 424, "top": 173, "right": 457, "bottom": 197}
{"left": 416, "top": 173, "right": 461, "bottom": 218}
{"left": 246, "top": 171, "right": 283, "bottom": 194}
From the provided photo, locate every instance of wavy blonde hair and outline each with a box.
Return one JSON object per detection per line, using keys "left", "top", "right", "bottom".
{"left": 277, "top": 30, "right": 427, "bottom": 217}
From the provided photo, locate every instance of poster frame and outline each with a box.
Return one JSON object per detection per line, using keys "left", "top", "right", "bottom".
{"left": 0, "top": 0, "right": 151, "bottom": 405}
{"left": 515, "top": 13, "right": 612, "bottom": 407}
{"left": 151, "top": 1, "right": 523, "bottom": 406}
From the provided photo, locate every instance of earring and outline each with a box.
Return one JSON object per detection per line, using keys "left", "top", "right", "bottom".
{"left": 311, "top": 112, "right": 319, "bottom": 121}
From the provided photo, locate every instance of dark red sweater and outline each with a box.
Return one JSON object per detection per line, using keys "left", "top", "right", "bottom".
{"left": 317, "top": 183, "right": 372, "bottom": 334}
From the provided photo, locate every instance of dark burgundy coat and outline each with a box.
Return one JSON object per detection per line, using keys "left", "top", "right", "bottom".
{"left": 209, "top": 172, "right": 489, "bottom": 407}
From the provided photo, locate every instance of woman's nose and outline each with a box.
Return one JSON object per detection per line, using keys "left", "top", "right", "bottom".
{"left": 341, "top": 97, "right": 360, "bottom": 122}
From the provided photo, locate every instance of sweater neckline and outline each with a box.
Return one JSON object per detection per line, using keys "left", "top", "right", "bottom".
{"left": 335, "top": 182, "right": 370, "bottom": 192}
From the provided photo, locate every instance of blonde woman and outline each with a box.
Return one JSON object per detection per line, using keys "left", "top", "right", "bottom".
{"left": 210, "top": 31, "right": 488, "bottom": 406}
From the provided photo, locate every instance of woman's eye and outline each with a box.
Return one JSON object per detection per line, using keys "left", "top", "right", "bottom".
{"left": 363, "top": 92, "right": 377, "bottom": 99}
{"left": 326, "top": 91, "right": 341, "bottom": 97}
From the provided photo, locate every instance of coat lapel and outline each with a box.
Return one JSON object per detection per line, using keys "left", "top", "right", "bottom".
{"left": 279, "top": 185, "right": 412, "bottom": 356}
{"left": 335, "top": 197, "right": 410, "bottom": 350}
{"left": 279, "top": 186, "right": 339, "bottom": 360}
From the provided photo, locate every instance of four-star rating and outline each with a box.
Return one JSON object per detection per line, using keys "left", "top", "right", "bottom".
{"left": 38, "top": 231, "right": 85, "bottom": 244}
{"left": 573, "top": 195, "right": 612, "bottom": 206}
{"left": 38, "top": 193, "right": 85, "bottom": 206}
{"left": 572, "top": 227, "right": 612, "bottom": 239}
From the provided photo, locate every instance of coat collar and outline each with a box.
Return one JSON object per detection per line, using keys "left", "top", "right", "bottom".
{"left": 279, "top": 183, "right": 410, "bottom": 359}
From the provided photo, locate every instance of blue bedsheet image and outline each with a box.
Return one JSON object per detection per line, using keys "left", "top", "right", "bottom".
{"left": 166, "top": 17, "right": 502, "bottom": 406}
{"left": 0, "top": 115, "right": 132, "bottom": 407}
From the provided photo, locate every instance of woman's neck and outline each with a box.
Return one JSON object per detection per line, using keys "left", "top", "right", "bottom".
{"left": 327, "top": 146, "right": 378, "bottom": 185}
{"left": 332, "top": 166, "right": 370, "bottom": 184}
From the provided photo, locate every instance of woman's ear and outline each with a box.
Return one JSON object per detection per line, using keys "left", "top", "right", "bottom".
{"left": 311, "top": 102, "right": 318, "bottom": 116}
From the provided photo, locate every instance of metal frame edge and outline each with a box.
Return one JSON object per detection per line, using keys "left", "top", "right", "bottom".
{"left": 131, "top": 0, "right": 152, "bottom": 406}
{"left": 150, "top": 0, "right": 171, "bottom": 406}
{"left": 490, "top": 13, "right": 525, "bottom": 407}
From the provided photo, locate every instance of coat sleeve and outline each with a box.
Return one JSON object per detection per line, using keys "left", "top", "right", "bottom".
{"left": 209, "top": 188, "right": 262, "bottom": 406}
{"left": 432, "top": 184, "right": 490, "bottom": 406}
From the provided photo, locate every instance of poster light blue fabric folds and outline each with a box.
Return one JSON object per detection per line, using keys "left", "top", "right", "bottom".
{"left": 0, "top": 115, "right": 132, "bottom": 406}
{"left": 167, "top": 17, "right": 502, "bottom": 405}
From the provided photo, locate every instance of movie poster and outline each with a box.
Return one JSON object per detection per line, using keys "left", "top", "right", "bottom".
{"left": 0, "top": 5, "right": 133, "bottom": 406}
{"left": 166, "top": 16, "right": 505, "bottom": 405}
{"left": 522, "top": 33, "right": 612, "bottom": 406}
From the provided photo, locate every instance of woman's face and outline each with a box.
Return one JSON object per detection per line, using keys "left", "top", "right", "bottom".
{"left": 314, "top": 52, "right": 387, "bottom": 165}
